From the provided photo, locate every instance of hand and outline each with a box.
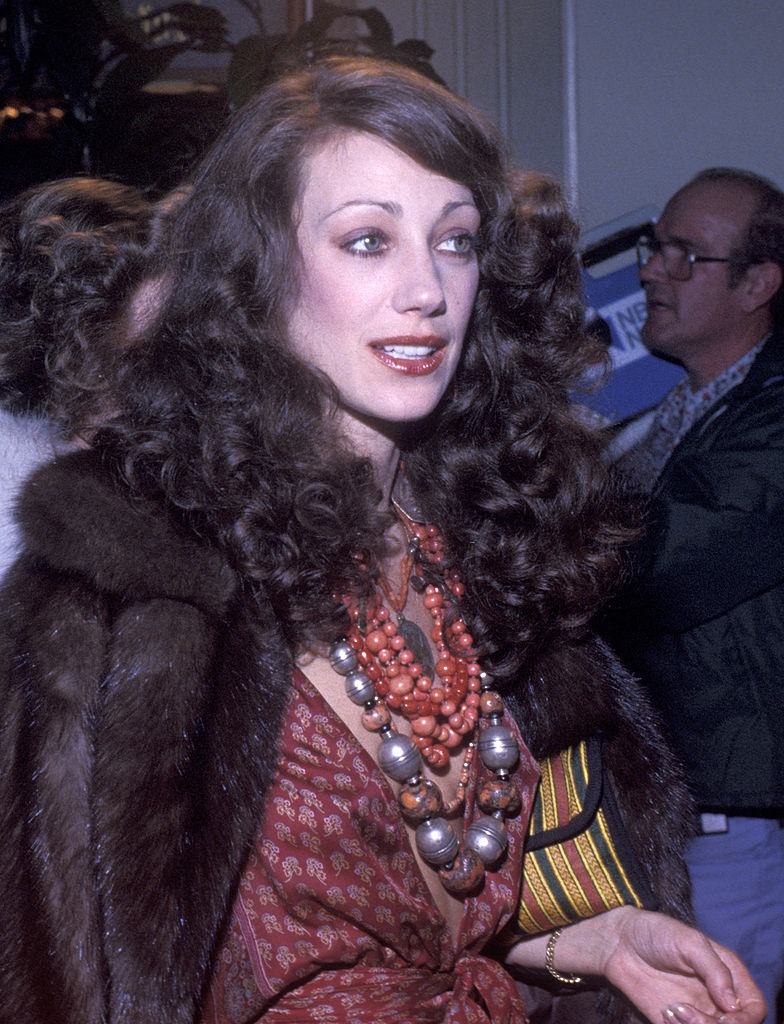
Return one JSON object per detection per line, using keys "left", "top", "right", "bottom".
{"left": 601, "top": 908, "right": 766, "bottom": 1024}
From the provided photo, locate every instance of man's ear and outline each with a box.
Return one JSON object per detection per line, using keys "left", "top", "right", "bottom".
{"left": 739, "top": 260, "right": 783, "bottom": 313}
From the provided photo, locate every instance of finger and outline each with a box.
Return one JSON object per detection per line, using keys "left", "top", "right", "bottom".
{"left": 673, "top": 932, "right": 739, "bottom": 1012}
{"left": 664, "top": 1002, "right": 722, "bottom": 1024}
{"left": 663, "top": 1001, "right": 765, "bottom": 1024}
{"left": 707, "top": 943, "right": 767, "bottom": 1017}
{"left": 717, "top": 998, "right": 768, "bottom": 1024}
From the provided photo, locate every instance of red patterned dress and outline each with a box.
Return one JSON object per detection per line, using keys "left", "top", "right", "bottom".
{"left": 202, "top": 668, "right": 539, "bottom": 1024}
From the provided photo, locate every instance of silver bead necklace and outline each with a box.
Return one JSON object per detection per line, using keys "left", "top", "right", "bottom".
{"left": 329, "top": 574, "right": 521, "bottom": 897}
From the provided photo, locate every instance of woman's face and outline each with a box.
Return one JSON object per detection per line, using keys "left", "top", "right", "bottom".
{"left": 287, "top": 131, "right": 480, "bottom": 447}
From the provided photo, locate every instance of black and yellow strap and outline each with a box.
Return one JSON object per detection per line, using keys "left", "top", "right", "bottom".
{"left": 515, "top": 736, "right": 656, "bottom": 935}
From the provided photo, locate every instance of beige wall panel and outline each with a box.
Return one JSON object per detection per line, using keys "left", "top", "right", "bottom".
{"left": 370, "top": 1, "right": 564, "bottom": 182}
{"left": 571, "top": 0, "right": 784, "bottom": 231}
{"left": 504, "top": 0, "right": 564, "bottom": 177}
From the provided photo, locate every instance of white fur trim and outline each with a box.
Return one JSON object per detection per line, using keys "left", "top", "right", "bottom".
{"left": 0, "top": 409, "right": 59, "bottom": 580}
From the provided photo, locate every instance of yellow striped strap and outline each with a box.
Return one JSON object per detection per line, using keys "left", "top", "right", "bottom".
{"left": 516, "top": 736, "right": 656, "bottom": 935}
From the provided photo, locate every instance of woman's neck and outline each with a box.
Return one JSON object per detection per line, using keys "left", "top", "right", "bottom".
{"left": 337, "top": 410, "right": 402, "bottom": 508}
{"left": 374, "top": 445, "right": 400, "bottom": 508}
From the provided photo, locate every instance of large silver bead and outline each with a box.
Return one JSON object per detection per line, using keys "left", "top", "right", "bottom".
{"left": 378, "top": 733, "right": 422, "bottom": 782}
{"left": 344, "top": 669, "right": 375, "bottom": 705}
{"left": 465, "top": 814, "right": 508, "bottom": 865}
{"left": 415, "top": 817, "right": 459, "bottom": 866}
{"left": 329, "top": 640, "right": 357, "bottom": 676}
{"left": 477, "top": 725, "right": 519, "bottom": 770}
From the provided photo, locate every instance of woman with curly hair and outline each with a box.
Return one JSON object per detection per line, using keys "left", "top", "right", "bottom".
{"left": 0, "top": 57, "right": 764, "bottom": 1024}
{"left": 0, "top": 176, "right": 150, "bottom": 579}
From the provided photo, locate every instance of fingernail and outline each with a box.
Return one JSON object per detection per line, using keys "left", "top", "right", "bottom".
{"left": 722, "top": 991, "right": 739, "bottom": 1011}
{"left": 667, "top": 1006, "right": 691, "bottom": 1024}
{"left": 662, "top": 1010, "right": 677, "bottom": 1024}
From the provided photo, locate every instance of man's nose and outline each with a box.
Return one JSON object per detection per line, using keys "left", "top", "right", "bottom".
{"left": 640, "top": 247, "right": 667, "bottom": 284}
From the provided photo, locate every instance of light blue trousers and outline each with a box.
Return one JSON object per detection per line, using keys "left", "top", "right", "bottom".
{"left": 686, "top": 817, "right": 784, "bottom": 1024}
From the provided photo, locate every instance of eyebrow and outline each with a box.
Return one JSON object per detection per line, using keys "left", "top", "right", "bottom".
{"left": 320, "top": 199, "right": 477, "bottom": 224}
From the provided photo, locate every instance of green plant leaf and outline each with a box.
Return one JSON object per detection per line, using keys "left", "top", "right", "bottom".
{"left": 292, "top": 2, "right": 349, "bottom": 45}
{"left": 159, "top": 3, "right": 227, "bottom": 53}
{"left": 396, "top": 38, "right": 435, "bottom": 61}
{"left": 34, "top": 0, "right": 104, "bottom": 108}
{"left": 226, "top": 33, "right": 281, "bottom": 110}
{"left": 5, "top": 0, "right": 38, "bottom": 86}
{"left": 357, "top": 7, "right": 394, "bottom": 49}
{"left": 92, "top": 0, "right": 126, "bottom": 23}
{"left": 95, "top": 44, "right": 184, "bottom": 113}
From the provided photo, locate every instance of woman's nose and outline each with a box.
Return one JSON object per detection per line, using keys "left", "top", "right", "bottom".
{"left": 392, "top": 249, "right": 447, "bottom": 317}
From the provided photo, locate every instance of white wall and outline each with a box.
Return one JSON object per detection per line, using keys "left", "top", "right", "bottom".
{"left": 350, "top": 0, "right": 565, "bottom": 179}
{"left": 570, "top": 0, "right": 784, "bottom": 232}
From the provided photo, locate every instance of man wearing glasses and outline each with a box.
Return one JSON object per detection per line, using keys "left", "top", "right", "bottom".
{"left": 608, "top": 168, "right": 784, "bottom": 1020}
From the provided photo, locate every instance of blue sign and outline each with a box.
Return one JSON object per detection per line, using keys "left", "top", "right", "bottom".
{"left": 579, "top": 215, "right": 684, "bottom": 424}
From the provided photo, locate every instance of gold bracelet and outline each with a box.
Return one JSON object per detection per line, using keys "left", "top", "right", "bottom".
{"left": 545, "top": 928, "right": 584, "bottom": 986}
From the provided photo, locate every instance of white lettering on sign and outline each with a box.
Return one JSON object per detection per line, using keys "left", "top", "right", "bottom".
{"left": 600, "top": 290, "right": 649, "bottom": 369}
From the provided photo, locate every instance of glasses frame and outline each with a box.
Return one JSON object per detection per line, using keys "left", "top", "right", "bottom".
{"left": 636, "top": 234, "right": 733, "bottom": 281}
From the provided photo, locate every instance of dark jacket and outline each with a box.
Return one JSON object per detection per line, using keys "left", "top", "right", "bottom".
{"left": 608, "top": 331, "right": 784, "bottom": 812}
{"left": 0, "top": 449, "right": 693, "bottom": 1024}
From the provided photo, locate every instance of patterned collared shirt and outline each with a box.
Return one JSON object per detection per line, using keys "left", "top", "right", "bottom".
{"left": 616, "top": 335, "right": 768, "bottom": 491}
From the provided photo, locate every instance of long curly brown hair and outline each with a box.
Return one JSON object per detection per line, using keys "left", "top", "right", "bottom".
{"left": 0, "top": 178, "right": 151, "bottom": 431}
{"left": 103, "top": 56, "right": 629, "bottom": 683}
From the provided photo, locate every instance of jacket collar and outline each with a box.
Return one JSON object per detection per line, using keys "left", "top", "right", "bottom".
{"left": 717, "top": 326, "right": 784, "bottom": 406}
{"left": 16, "top": 447, "right": 237, "bottom": 619}
{"left": 672, "top": 328, "right": 784, "bottom": 449}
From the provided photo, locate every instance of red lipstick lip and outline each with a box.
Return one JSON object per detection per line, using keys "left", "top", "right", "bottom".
{"left": 368, "top": 335, "right": 448, "bottom": 376}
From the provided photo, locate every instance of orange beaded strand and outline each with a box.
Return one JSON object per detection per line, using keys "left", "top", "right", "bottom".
{"left": 342, "top": 521, "right": 480, "bottom": 770}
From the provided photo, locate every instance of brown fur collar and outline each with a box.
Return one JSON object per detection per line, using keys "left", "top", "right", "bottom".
{"left": 16, "top": 448, "right": 237, "bottom": 614}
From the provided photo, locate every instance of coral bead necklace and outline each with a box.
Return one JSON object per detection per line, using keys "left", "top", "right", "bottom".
{"left": 350, "top": 515, "right": 480, "bottom": 770}
{"left": 329, "top": 509, "right": 521, "bottom": 896}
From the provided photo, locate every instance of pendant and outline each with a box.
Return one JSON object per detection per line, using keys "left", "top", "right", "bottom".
{"left": 397, "top": 613, "right": 436, "bottom": 679}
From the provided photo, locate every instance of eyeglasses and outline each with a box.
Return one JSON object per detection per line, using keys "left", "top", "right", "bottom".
{"left": 636, "top": 234, "right": 732, "bottom": 281}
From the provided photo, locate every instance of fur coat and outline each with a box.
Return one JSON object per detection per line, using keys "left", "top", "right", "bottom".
{"left": 0, "top": 449, "right": 693, "bottom": 1024}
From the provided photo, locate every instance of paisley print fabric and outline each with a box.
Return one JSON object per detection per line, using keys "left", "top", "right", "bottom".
{"left": 615, "top": 334, "right": 766, "bottom": 490}
{"left": 202, "top": 668, "right": 539, "bottom": 1024}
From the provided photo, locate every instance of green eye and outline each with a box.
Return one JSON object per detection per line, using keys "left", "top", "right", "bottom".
{"left": 347, "top": 233, "right": 385, "bottom": 255}
{"left": 439, "top": 233, "right": 475, "bottom": 255}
